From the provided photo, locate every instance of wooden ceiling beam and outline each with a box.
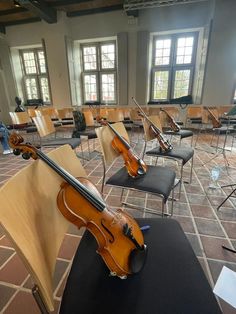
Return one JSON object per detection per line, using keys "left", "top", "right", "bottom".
{"left": 17, "top": 0, "right": 57, "bottom": 23}
{"left": 67, "top": 4, "right": 123, "bottom": 17}
{"left": 0, "top": 7, "right": 28, "bottom": 17}
{"left": 50, "top": 0, "right": 93, "bottom": 6}
{"left": 3, "top": 17, "right": 41, "bottom": 27}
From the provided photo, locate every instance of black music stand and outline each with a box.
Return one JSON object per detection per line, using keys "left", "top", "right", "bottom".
{"left": 201, "top": 110, "right": 236, "bottom": 170}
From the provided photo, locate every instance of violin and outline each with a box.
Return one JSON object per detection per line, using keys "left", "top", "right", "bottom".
{"left": 160, "top": 108, "right": 181, "bottom": 132}
{"left": 203, "top": 106, "right": 222, "bottom": 128}
{"left": 97, "top": 117, "right": 147, "bottom": 178}
{"left": 132, "top": 98, "right": 173, "bottom": 153}
{"left": 9, "top": 133, "right": 147, "bottom": 279}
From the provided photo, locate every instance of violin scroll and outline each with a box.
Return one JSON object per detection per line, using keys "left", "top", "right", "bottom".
{"left": 9, "top": 133, "right": 38, "bottom": 160}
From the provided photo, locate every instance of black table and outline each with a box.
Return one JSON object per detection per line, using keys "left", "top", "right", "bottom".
{"left": 60, "top": 218, "right": 221, "bottom": 314}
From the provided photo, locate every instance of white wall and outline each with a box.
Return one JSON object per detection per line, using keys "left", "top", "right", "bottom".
{"left": 1, "top": 0, "right": 235, "bottom": 123}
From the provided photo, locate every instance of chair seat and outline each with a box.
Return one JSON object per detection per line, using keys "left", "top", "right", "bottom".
{"left": 213, "top": 127, "right": 235, "bottom": 134}
{"left": 41, "top": 137, "right": 81, "bottom": 149}
{"left": 164, "top": 129, "right": 193, "bottom": 139}
{"left": 106, "top": 165, "right": 176, "bottom": 202}
{"left": 146, "top": 146, "right": 194, "bottom": 165}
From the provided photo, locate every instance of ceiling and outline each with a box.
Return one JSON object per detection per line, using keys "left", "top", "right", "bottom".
{"left": 0, "top": 0, "right": 208, "bottom": 34}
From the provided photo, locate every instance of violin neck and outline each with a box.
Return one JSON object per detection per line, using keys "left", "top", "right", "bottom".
{"left": 107, "top": 122, "right": 130, "bottom": 149}
{"left": 36, "top": 150, "right": 105, "bottom": 212}
{"left": 132, "top": 98, "right": 161, "bottom": 133}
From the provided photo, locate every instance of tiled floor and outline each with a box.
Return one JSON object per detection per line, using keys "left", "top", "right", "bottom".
{"left": 1, "top": 128, "right": 236, "bottom": 313}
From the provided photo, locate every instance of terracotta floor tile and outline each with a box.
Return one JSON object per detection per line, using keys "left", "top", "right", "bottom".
{"left": 195, "top": 218, "right": 225, "bottom": 237}
{"left": 173, "top": 216, "right": 195, "bottom": 233}
{"left": 0, "top": 254, "right": 29, "bottom": 285}
{"left": 4, "top": 290, "right": 41, "bottom": 314}
{"left": 0, "top": 284, "right": 16, "bottom": 312}
{"left": 0, "top": 247, "right": 14, "bottom": 265}
{"left": 58, "top": 235, "right": 81, "bottom": 260}
{"left": 190, "top": 204, "right": 216, "bottom": 219}
{"left": 201, "top": 236, "right": 236, "bottom": 263}
{"left": 221, "top": 221, "right": 236, "bottom": 239}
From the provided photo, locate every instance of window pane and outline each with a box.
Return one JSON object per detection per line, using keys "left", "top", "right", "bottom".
{"left": 173, "top": 70, "right": 190, "bottom": 98}
{"left": 155, "top": 39, "right": 171, "bottom": 66}
{"left": 84, "top": 74, "right": 97, "bottom": 101}
{"left": 153, "top": 71, "right": 169, "bottom": 100}
{"left": 176, "top": 36, "right": 194, "bottom": 64}
{"left": 101, "top": 44, "right": 115, "bottom": 69}
{"left": 40, "top": 77, "right": 50, "bottom": 102}
{"left": 37, "top": 50, "right": 46, "bottom": 73}
{"left": 23, "top": 52, "right": 37, "bottom": 74}
{"left": 83, "top": 46, "right": 97, "bottom": 70}
{"left": 101, "top": 73, "right": 115, "bottom": 102}
{"left": 25, "top": 78, "right": 38, "bottom": 99}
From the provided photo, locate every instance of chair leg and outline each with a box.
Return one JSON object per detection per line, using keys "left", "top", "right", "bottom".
{"left": 32, "top": 285, "right": 49, "bottom": 314}
{"left": 120, "top": 188, "right": 125, "bottom": 203}
{"left": 101, "top": 157, "right": 106, "bottom": 195}
{"left": 178, "top": 162, "right": 184, "bottom": 199}
{"left": 142, "top": 141, "right": 147, "bottom": 159}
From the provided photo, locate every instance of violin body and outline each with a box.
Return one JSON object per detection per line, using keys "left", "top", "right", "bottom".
{"left": 111, "top": 136, "right": 147, "bottom": 177}
{"left": 204, "top": 107, "right": 222, "bottom": 128}
{"left": 149, "top": 125, "right": 173, "bottom": 153}
{"left": 161, "top": 109, "right": 181, "bottom": 132}
{"left": 9, "top": 133, "right": 147, "bottom": 279}
{"left": 57, "top": 177, "right": 147, "bottom": 278}
{"left": 97, "top": 117, "right": 147, "bottom": 178}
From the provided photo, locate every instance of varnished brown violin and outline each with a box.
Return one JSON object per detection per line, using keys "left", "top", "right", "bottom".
{"left": 160, "top": 108, "right": 181, "bottom": 132}
{"left": 97, "top": 117, "right": 147, "bottom": 178}
{"left": 9, "top": 133, "right": 147, "bottom": 279}
{"left": 132, "top": 98, "right": 173, "bottom": 153}
{"left": 203, "top": 106, "right": 222, "bottom": 128}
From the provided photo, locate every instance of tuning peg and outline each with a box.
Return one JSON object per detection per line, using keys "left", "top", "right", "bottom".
{"left": 13, "top": 148, "right": 21, "bottom": 156}
{"left": 22, "top": 152, "right": 31, "bottom": 160}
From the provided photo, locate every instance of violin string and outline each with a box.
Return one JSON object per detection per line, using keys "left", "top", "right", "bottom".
{"left": 37, "top": 150, "right": 106, "bottom": 212}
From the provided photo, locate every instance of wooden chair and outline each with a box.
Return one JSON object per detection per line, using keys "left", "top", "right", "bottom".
{"left": 73, "top": 110, "right": 98, "bottom": 160}
{"left": 186, "top": 106, "right": 203, "bottom": 127}
{"left": 159, "top": 109, "right": 194, "bottom": 146}
{"left": 9, "top": 111, "right": 37, "bottom": 134}
{"left": 142, "top": 115, "right": 194, "bottom": 197}
{"left": 32, "top": 115, "right": 81, "bottom": 151}
{"left": 0, "top": 145, "right": 86, "bottom": 313}
{"left": 95, "top": 122, "right": 177, "bottom": 216}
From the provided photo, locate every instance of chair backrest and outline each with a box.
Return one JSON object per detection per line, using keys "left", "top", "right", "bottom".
{"left": 95, "top": 122, "right": 129, "bottom": 165}
{"left": 142, "top": 115, "right": 163, "bottom": 142}
{"left": 186, "top": 106, "right": 203, "bottom": 118}
{"left": 107, "top": 109, "right": 124, "bottom": 123}
{"left": 27, "top": 108, "right": 37, "bottom": 118}
{"left": 83, "top": 111, "right": 95, "bottom": 127}
{"left": 159, "top": 107, "right": 180, "bottom": 127}
{"left": 0, "top": 144, "right": 86, "bottom": 312}
{"left": 9, "top": 112, "right": 32, "bottom": 125}
{"left": 33, "top": 115, "right": 56, "bottom": 137}
{"left": 57, "top": 108, "right": 73, "bottom": 120}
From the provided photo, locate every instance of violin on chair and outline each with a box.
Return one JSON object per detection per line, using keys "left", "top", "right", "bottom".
{"left": 9, "top": 133, "right": 147, "bottom": 279}
{"left": 97, "top": 117, "right": 148, "bottom": 178}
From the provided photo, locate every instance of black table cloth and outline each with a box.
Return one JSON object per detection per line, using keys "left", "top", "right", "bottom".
{"left": 60, "top": 218, "right": 221, "bottom": 314}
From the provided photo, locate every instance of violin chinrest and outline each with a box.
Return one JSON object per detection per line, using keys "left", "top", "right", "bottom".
{"left": 129, "top": 245, "right": 147, "bottom": 274}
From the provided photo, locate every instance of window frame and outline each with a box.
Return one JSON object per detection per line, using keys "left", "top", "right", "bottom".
{"left": 81, "top": 40, "right": 117, "bottom": 104}
{"left": 20, "top": 48, "right": 51, "bottom": 104}
{"left": 150, "top": 32, "right": 198, "bottom": 102}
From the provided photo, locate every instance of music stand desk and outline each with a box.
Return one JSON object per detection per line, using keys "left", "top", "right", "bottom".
{"left": 60, "top": 218, "right": 221, "bottom": 314}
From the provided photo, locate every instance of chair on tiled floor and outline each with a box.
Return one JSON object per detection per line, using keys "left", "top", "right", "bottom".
{"left": 141, "top": 115, "right": 194, "bottom": 198}
{"left": 95, "top": 122, "right": 177, "bottom": 217}
{"left": 32, "top": 115, "right": 81, "bottom": 154}
{"left": 0, "top": 145, "right": 87, "bottom": 313}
